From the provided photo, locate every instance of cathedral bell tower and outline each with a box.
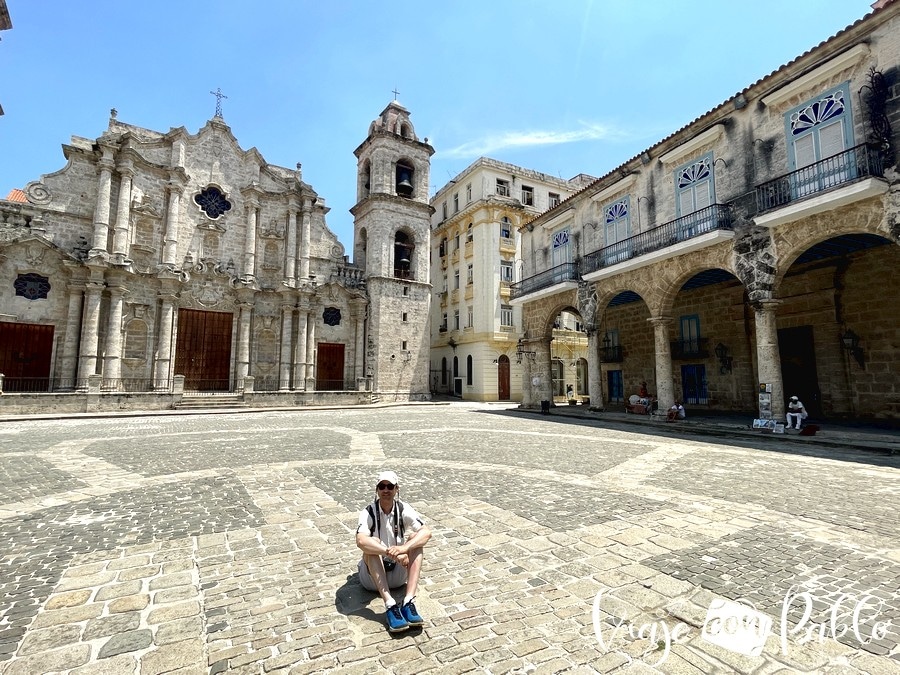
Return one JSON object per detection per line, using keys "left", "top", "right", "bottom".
{"left": 351, "top": 100, "right": 434, "bottom": 400}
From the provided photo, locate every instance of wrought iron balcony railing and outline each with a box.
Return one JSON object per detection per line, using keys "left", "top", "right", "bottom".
{"left": 755, "top": 143, "right": 884, "bottom": 213}
{"left": 582, "top": 204, "right": 733, "bottom": 276}
{"left": 510, "top": 262, "right": 578, "bottom": 300}
{"left": 670, "top": 337, "right": 710, "bottom": 359}
{"left": 600, "top": 345, "right": 624, "bottom": 363}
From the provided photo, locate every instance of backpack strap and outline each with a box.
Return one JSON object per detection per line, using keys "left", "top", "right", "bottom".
{"left": 366, "top": 503, "right": 377, "bottom": 537}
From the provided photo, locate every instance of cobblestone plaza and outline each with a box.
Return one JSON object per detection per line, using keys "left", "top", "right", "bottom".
{"left": 0, "top": 403, "right": 897, "bottom": 674}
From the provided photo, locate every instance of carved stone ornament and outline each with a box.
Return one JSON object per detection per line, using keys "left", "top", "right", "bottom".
{"left": 260, "top": 218, "right": 285, "bottom": 239}
{"left": 193, "top": 281, "right": 225, "bottom": 308}
{"left": 24, "top": 182, "right": 52, "bottom": 206}
{"left": 24, "top": 242, "right": 46, "bottom": 267}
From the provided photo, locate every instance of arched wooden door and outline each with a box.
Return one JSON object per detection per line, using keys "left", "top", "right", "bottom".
{"left": 498, "top": 355, "right": 510, "bottom": 400}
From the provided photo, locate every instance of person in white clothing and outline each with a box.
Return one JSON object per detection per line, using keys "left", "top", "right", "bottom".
{"left": 786, "top": 396, "right": 808, "bottom": 429}
{"left": 356, "top": 470, "right": 431, "bottom": 633}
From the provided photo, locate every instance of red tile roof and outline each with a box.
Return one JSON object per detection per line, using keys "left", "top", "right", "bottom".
{"left": 5, "top": 188, "right": 26, "bottom": 203}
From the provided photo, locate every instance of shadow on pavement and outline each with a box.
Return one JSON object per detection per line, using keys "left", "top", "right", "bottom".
{"left": 467, "top": 406, "right": 900, "bottom": 469}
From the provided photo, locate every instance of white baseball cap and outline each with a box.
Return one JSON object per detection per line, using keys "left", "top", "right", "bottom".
{"left": 376, "top": 471, "right": 400, "bottom": 486}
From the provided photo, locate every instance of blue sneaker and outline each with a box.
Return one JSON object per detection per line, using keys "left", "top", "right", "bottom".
{"left": 386, "top": 604, "right": 409, "bottom": 633}
{"left": 401, "top": 599, "right": 423, "bottom": 626}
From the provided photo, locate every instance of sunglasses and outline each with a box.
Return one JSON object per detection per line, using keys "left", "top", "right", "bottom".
{"left": 377, "top": 483, "right": 395, "bottom": 491}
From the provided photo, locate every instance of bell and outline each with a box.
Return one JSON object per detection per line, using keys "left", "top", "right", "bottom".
{"left": 397, "top": 178, "right": 413, "bottom": 196}
{"left": 399, "top": 256, "right": 411, "bottom": 266}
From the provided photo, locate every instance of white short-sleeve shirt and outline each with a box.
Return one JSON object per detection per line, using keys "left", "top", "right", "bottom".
{"left": 357, "top": 500, "right": 425, "bottom": 548}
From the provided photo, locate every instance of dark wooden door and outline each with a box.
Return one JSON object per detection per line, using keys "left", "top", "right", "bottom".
{"left": 0, "top": 322, "right": 54, "bottom": 391}
{"left": 316, "top": 342, "right": 345, "bottom": 390}
{"left": 778, "top": 325, "right": 822, "bottom": 418}
{"left": 498, "top": 355, "right": 510, "bottom": 400}
{"left": 174, "top": 309, "right": 233, "bottom": 391}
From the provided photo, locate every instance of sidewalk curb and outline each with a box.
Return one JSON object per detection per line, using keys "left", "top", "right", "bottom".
{"left": 0, "top": 400, "right": 452, "bottom": 424}
{"left": 519, "top": 407, "right": 900, "bottom": 456}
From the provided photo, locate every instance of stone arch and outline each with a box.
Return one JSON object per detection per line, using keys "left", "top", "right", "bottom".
{"left": 659, "top": 263, "right": 747, "bottom": 319}
{"left": 393, "top": 227, "right": 416, "bottom": 279}
{"left": 652, "top": 245, "right": 740, "bottom": 317}
{"left": 770, "top": 204, "right": 898, "bottom": 292}
{"left": 355, "top": 227, "right": 368, "bottom": 270}
{"left": 395, "top": 157, "right": 416, "bottom": 198}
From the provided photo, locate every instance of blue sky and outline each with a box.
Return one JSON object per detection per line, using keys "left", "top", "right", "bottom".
{"left": 0, "top": 1, "right": 873, "bottom": 247}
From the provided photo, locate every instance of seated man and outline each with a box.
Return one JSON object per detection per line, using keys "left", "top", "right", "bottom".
{"left": 666, "top": 400, "right": 686, "bottom": 422}
{"left": 356, "top": 471, "right": 431, "bottom": 633}
{"left": 785, "top": 396, "right": 808, "bottom": 429}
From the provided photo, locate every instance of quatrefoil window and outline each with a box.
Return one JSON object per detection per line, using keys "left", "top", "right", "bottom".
{"left": 14, "top": 273, "right": 51, "bottom": 300}
{"left": 194, "top": 186, "right": 232, "bottom": 219}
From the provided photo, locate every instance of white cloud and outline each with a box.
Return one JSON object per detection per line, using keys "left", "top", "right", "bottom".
{"left": 439, "top": 122, "right": 623, "bottom": 159}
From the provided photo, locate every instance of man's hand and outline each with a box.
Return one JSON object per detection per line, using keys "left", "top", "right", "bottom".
{"left": 386, "top": 544, "right": 408, "bottom": 558}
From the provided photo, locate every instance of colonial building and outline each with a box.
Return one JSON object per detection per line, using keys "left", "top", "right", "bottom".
{"left": 511, "top": 2, "right": 900, "bottom": 421}
{"left": 0, "top": 101, "right": 433, "bottom": 410}
{"left": 429, "top": 158, "right": 592, "bottom": 401}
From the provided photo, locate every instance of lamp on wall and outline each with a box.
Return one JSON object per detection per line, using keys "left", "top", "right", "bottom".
{"left": 841, "top": 329, "right": 865, "bottom": 368}
{"left": 714, "top": 342, "right": 733, "bottom": 374}
{"left": 515, "top": 338, "right": 536, "bottom": 365}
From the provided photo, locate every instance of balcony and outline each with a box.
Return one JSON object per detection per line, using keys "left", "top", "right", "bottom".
{"left": 510, "top": 262, "right": 578, "bottom": 302}
{"left": 600, "top": 345, "right": 624, "bottom": 363}
{"left": 499, "top": 236, "right": 516, "bottom": 254}
{"left": 670, "top": 337, "right": 710, "bottom": 360}
{"left": 582, "top": 204, "right": 734, "bottom": 281}
{"left": 754, "top": 143, "right": 887, "bottom": 228}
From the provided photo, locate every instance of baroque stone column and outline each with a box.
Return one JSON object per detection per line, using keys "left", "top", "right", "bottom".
{"left": 236, "top": 299, "right": 253, "bottom": 383}
{"left": 112, "top": 163, "right": 134, "bottom": 258}
{"left": 103, "top": 285, "right": 127, "bottom": 384}
{"left": 299, "top": 198, "right": 312, "bottom": 280}
{"left": 60, "top": 281, "right": 85, "bottom": 389}
{"left": 294, "top": 301, "right": 309, "bottom": 387}
{"left": 91, "top": 146, "right": 116, "bottom": 253}
{"left": 284, "top": 199, "right": 299, "bottom": 284}
{"left": 754, "top": 299, "right": 785, "bottom": 419}
{"left": 587, "top": 329, "right": 604, "bottom": 410}
{"left": 77, "top": 281, "right": 105, "bottom": 383}
{"left": 649, "top": 316, "right": 675, "bottom": 411}
{"left": 305, "top": 308, "right": 316, "bottom": 391}
{"left": 350, "top": 299, "right": 367, "bottom": 385}
{"left": 154, "top": 290, "right": 177, "bottom": 389}
{"left": 162, "top": 181, "right": 183, "bottom": 266}
{"left": 243, "top": 200, "right": 259, "bottom": 280}
{"left": 278, "top": 293, "right": 295, "bottom": 390}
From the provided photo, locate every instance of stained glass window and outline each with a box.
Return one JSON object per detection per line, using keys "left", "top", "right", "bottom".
{"left": 677, "top": 158, "right": 711, "bottom": 188}
{"left": 323, "top": 307, "right": 341, "bottom": 326}
{"left": 791, "top": 92, "right": 845, "bottom": 136}
{"left": 14, "top": 273, "right": 51, "bottom": 300}
{"left": 194, "top": 186, "right": 232, "bottom": 219}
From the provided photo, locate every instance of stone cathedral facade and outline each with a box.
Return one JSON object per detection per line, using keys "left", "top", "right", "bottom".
{"left": 0, "top": 101, "right": 433, "bottom": 411}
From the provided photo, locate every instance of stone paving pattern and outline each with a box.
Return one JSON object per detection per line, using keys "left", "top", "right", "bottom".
{"left": 0, "top": 403, "right": 897, "bottom": 674}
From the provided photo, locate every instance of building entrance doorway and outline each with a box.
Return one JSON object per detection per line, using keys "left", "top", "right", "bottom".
{"left": 778, "top": 325, "right": 822, "bottom": 417}
{"left": 0, "top": 321, "right": 54, "bottom": 391}
{"left": 174, "top": 309, "right": 233, "bottom": 391}
{"left": 316, "top": 342, "right": 345, "bottom": 390}
{"left": 497, "top": 355, "right": 510, "bottom": 400}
